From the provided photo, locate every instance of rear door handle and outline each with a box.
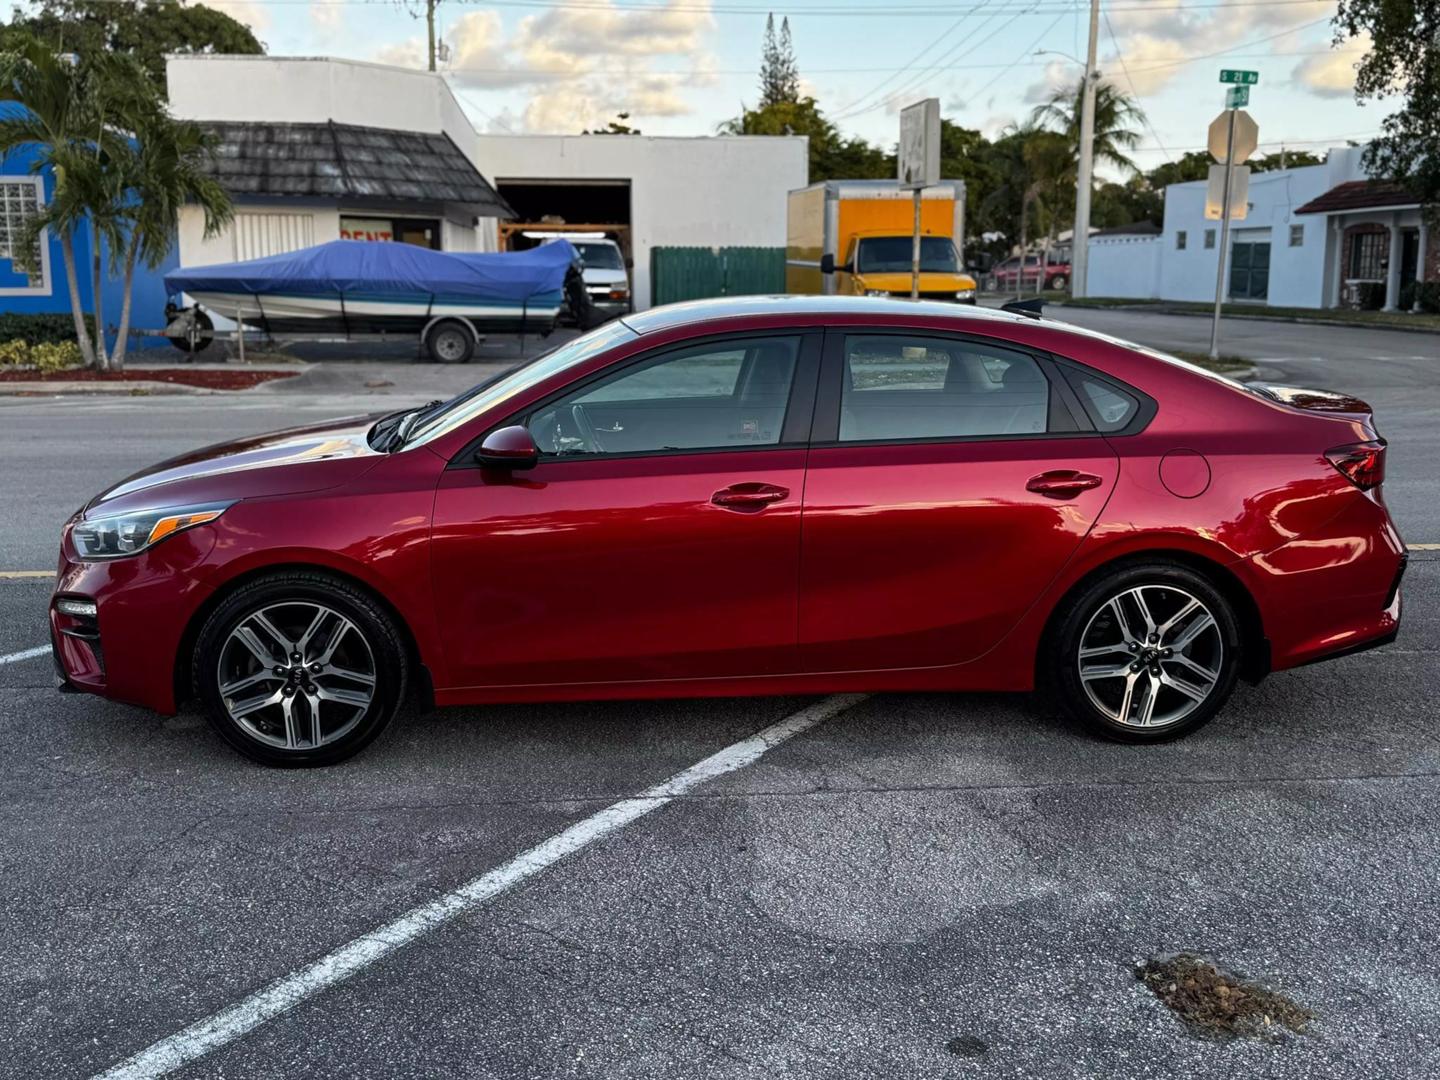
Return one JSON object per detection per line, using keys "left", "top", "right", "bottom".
{"left": 1026, "top": 470, "right": 1104, "bottom": 499}
{"left": 712, "top": 482, "right": 790, "bottom": 511}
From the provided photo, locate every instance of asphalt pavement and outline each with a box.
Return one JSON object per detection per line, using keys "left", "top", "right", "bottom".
{"left": 2, "top": 310, "right": 1439, "bottom": 1079}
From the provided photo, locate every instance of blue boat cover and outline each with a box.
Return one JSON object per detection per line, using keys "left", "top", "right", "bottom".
{"left": 165, "top": 239, "right": 576, "bottom": 302}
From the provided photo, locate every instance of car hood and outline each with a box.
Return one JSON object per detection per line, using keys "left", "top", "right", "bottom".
{"left": 86, "top": 414, "right": 386, "bottom": 516}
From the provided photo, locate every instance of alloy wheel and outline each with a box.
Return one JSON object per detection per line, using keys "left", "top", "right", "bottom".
{"left": 215, "top": 601, "right": 377, "bottom": 750}
{"left": 1076, "top": 584, "right": 1223, "bottom": 729}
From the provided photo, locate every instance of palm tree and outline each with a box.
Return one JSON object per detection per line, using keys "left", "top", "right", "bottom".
{"left": 0, "top": 38, "right": 232, "bottom": 369}
{"left": 107, "top": 108, "right": 231, "bottom": 369}
{"left": 0, "top": 39, "right": 123, "bottom": 366}
{"left": 1031, "top": 77, "right": 1147, "bottom": 175}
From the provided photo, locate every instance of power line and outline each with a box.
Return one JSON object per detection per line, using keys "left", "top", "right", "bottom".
{"left": 233, "top": 0, "right": 1341, "bottom": 13}
{"left": 1103, "top": 7, "right": 1169, "bottom": 162}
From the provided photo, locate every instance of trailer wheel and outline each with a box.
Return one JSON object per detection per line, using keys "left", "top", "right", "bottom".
{"left": 425, "top": 320, "right": 474, "bottom": 364}
{"left": 168, "top": 309, "right": 213, "bottom": 355}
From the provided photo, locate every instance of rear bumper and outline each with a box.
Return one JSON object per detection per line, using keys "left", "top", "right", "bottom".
{"left": 1240, "top": 494, "right": 1406, "bottom": 672}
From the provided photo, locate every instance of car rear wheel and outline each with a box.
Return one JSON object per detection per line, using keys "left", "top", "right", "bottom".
{"left": 425, "top": 320, "right": 474, "bottom": 364}
{"left": 1048, "top": 563, "right": 1242, "bottom": 742}
{"left": 1049, "top": 274, "right": 1068, "bottom": 292}
{"left": 194, "top": 572, "right": 408, "bottom": 766}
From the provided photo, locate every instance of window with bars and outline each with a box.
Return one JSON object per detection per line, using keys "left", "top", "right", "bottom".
{"left": 0, "top": 179, "right": 44, "bottom": 286}
{"left": 1348, "top": 231, "right": 1387, "bottom": 280}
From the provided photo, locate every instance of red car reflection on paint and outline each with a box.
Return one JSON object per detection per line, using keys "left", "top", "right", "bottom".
{"left": 50, "top": 297, "right": 1406, "bottom": 765}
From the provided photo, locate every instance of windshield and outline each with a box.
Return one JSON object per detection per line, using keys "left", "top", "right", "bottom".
{"left": 404, "top": 319, "right": 637, "bottom": 448}
{"left": 574, "top": 242, "right": 625, "bottom": 270}
{"left": 857, "top": 236, "right": 959, "bottom": 274}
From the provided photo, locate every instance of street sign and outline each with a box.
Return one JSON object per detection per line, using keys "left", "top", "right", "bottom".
{"left": 1219, "top": 69, "right": 1259, "bottom": 84}
{"left": 1208, "top": 108, "right": 1257, "bottom": 163}
{"left": 898, "top": 98, "right": 940, "bottom": 190}
{"left": 1205, "top": 164, "right": 1250, "bottom": 220}
{"left": 1226, "top": 85, "right": 1249, "bottom": 109}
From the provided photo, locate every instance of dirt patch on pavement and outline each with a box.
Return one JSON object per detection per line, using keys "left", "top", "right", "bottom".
{"left": 1138, "top": 953, "right": 1314, "bottom": 1041}
{"left": 0, "top": 368, "right": 298, "bottom": 390}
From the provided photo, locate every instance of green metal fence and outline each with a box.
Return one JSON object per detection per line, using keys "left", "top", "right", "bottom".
{"left": 650, "top": 246, "right": 786, "bottom": 307}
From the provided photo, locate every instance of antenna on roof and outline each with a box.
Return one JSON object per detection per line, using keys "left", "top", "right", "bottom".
{"left": 1001, "top": 298, "right": 1045, "bottom": 320}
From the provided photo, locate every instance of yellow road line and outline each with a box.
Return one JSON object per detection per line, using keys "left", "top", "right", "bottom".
{"left": 0, "top": 570, "right": 51, "bottom": 579}
{"left": 1412, "top": 544, "right": 1440, "bottom": 551}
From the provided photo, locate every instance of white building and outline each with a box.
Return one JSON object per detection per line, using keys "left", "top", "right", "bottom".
{"left": 1087, "top": 146, "right": 1435, "bottom": 311}
{"left": 165, "top": 56, "right": 808, "bottom": 310}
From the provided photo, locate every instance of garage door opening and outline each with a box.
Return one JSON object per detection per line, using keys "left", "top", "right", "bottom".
{"left": 496, "top": 178, "right": 632, "bottom": 261}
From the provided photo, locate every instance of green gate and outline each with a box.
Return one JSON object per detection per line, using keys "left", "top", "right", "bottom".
{"left": 650, "top": 246, "right": 786, "bottom": 306}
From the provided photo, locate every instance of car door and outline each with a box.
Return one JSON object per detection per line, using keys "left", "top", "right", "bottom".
{"left": 797, "top": 329, "right": 1120, "bottom": 673}
{"left": 430, "top": 331, "right": 820, "bottom": 689}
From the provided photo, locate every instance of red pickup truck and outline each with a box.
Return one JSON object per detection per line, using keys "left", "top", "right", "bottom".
{"left": 985, "top": 253, "right": 1071, "bottom": 292}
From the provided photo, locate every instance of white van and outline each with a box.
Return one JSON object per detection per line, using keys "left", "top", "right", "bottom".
{"left": 529, "top": 232, "right": 632, "bottom": 322}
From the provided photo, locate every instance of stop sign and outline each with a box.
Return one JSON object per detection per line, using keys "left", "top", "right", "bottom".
{"left": 1208, "top": 109, "right": 1258, "bottom": 163}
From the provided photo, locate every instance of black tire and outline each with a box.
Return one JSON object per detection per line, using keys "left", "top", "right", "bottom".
{"left": 1045, "top": 561, "right": 1243, "bottom": 743}
{"left": 168, "top": 309, "right": 213, "bottom": 355}
{"left": 193, "top": 571, "right": 409, "bottom": 766}
{"left": 425, "top": 320, "right": 475, "bottom": 364}
{"left": 1049, "top": 274, "right": 1068, "bottom": 292}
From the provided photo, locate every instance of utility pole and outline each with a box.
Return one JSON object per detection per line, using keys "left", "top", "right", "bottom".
{"left": 1070, "top": 0, "right": 1100, "bottom": 299}
{"left": 427, "top": 0, "right": 437, "bottom": 71}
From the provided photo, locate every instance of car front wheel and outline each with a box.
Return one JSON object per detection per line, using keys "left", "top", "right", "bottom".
{"left": 1048, "top": 563, "right": 1242, "bottom": 742}
{"left": 193, "top": 572, "right": 408, "bottom": 766}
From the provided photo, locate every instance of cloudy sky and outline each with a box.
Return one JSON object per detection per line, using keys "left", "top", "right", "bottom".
{"left": 202, "top": 0, "right": 1385, "bottom": 168}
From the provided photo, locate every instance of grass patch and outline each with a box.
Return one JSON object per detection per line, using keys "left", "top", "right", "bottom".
{"left": 1138, "top": 954, "right": 1314, "bottom": 1042}
{"left": 1061, "top": 296, "right": 1440, "bottom": 332}
{"left": 1166, "top": 349, "right": 1254, "bottom": 375}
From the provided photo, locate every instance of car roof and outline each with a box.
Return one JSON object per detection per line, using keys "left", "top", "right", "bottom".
{"left": 622, "top": 295, "right": 1042, "bottom": 336}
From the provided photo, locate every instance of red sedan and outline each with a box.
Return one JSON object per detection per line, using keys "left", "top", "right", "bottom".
{"left": 50, "top": 297, "right": 1406, "bottom": 765}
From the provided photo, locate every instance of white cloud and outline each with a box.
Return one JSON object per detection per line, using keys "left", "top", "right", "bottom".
{"left": 1292, "top": 33, "right": 1371, "bottom": 98}
{"left": 1105, "top": 0, "right": 1336, "bottom": 98}
{"left": 372, "top": 2, "right": 716, "bottom": 131}
{"left": 309, "top": 2, "right": 341, "bottom": 32}
{"left": 1022, "top": 58, "right": 1078, "bottom": 105}
{"left": 206, "top": 0, "right": 269, "bottom": 36}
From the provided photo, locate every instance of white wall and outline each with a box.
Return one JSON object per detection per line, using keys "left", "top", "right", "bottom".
{"left": 475, "top": 134, "right": 809, "bottom": 308}
{"left": 1088, "top": 235, "right": 1161, "bottom": 299}
{"left": 168, "top": 56, "right": 473, "bottom": 151}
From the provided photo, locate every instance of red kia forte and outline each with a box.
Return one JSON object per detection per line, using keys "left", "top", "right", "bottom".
{"left": 50, "top": 297, "right": 1406, "bottom": 765}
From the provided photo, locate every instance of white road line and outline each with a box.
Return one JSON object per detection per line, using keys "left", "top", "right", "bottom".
{"left": 0, "top": 645, "right": 50, "bottom": 665}
{"left": 93, "top": 692, "right": 867, "bottom": 1080}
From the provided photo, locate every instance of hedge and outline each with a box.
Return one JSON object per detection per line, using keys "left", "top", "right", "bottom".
{"left": 0, "top": 312, "right": 78, "bottom": 345}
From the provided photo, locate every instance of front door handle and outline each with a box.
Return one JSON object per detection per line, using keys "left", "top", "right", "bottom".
{"left": 1026, "top": 470, "right": 1104, "bottom": 499}
{"left": 712, "top": 482, "right": 790, "bottom": 511}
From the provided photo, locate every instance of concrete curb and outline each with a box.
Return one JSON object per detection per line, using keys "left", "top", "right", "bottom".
{"left": 1052, "top": 301, "right": 1440, "bottom": 337}
{"left": 0, "top": 380, "right": 212, "bottom": 396}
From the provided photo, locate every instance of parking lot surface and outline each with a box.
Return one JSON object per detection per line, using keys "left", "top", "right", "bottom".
{"left": 3, "top": 320, "right": 1439, "bottom": 1078}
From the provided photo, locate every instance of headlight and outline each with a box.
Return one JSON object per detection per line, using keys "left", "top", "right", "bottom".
{"left": 865, "top": 289, "right": 889, "bottom": 297}
{"left": 71, "top": 502, "right": 230, "bottom": 560}
{"left": 955, "top": 289, "right": 976, "bottom": 300}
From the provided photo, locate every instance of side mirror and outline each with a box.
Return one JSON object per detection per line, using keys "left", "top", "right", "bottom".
{"left": 475, "top": 425, "right": 539, "bottom": 470}
{"left": 819, "top": 253, "right": 835, "bottom": 275}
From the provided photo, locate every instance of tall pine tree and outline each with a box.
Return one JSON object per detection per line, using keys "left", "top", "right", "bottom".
{"left": 759, "top": 13, "right": 800, "bottom": 108}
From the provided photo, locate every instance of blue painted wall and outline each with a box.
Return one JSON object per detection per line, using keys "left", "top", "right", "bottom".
{"left": 1, "top": 137, "right": 175, "bottom": 351}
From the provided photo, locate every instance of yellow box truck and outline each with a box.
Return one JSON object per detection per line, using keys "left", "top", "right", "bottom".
{"left": 786, "top": 179, "right": 976, "bottom": 302}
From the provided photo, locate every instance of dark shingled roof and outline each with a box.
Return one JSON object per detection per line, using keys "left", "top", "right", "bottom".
{"left": 1093, "top": 221, "right": 1161, "bottom": 237}
{"left": 201, "top": 121, "right": 514, "bottom": 217}
{"left": 1294, "top": 180, "right": 1420, "bottom": 215}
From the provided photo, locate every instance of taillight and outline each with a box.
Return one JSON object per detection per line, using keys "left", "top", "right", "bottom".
{"left": 1326, "top": 440, "right": 1386, "bottom": 490}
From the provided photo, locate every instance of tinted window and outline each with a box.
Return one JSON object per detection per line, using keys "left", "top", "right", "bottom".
{"left": 1074, "top": 374, "right": 1140, "bottom": 431}
{"left": 839, "top": 335, "right": 1050, "bottom": 442}
{"left": 574, "top": 242, "right": 625, "bottom": 270}
{"left": 856, "top": 236, "right": 959, "bottom": 273}
{"left": 530, "top": 336, "right": 800, "bottom": 456}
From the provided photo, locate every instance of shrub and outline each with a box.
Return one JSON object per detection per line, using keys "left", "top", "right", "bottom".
{"left": 0, "top": 339, "right": 29, "bottom": 366}
{"left": 0, "top": 338, "right": 83, "bottom": 372}
{"left": 0, "top": 312, "right": 78, "bottom": 346}
{"left": 30, "top": 340, "right": 83, "bottom": 372}
{"left": 1415, "top": 281, "right": 1440, "bottom": 314}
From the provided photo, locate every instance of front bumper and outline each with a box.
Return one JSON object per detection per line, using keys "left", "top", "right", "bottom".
{"left": 49, "top": 526, "right": 219, "bottom": 714}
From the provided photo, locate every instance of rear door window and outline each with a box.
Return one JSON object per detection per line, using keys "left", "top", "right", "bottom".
{"left": 839, "top": 335, "right": 1051, "bottom": 442}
